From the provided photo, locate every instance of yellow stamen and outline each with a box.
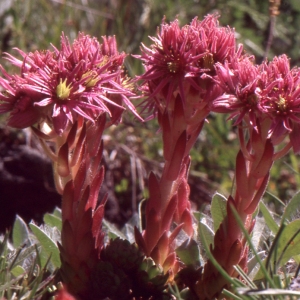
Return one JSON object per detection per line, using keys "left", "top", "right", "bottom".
{"left": 82, "top": 70, "right": 99, "bottom": 88}
{"left": 203, "top": 53, "right": 214, "bottom": 70}
{"left": 277, "top": 96, "right": 287, "bottom": 112}
{"left": 167, "top": 60, "right": 180, "bottom": 73}
{"left": 56, "top": 78, "right": 72, "bottom": 100}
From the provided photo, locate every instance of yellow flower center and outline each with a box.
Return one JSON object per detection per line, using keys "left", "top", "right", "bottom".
{"left": 203, "top": 53, "right": 214, "bottom": 70}
{"left": 277, "top": 96, "right": 288, "bottom": 112}
{"left": 247, "top": 94, "right": 258, "bottom": 106}
{"left": 167, "top": 60, "right": 180, "bottom": 73}
{"left": 56, "top": 78, "right": 72, "bottom": 100}
{"left": 82, "top": 70, "right": 99, "bottom": 88}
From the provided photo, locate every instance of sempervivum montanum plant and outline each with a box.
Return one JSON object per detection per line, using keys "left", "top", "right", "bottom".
{"left": 135, "top": 14, "right": 300, "bottom": 300}
{"left": 0, "top": 33, "right": 141, "bottom": 299}
{"left": 135, "top": 14, "right": 240, "bottom": 282}
{"left": 194, "top": 51, "right": 300, "bottom": 298}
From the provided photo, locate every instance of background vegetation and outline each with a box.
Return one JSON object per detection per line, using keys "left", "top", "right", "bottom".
{"left": 1, "top": 0, "right": 300, "bottom": 299}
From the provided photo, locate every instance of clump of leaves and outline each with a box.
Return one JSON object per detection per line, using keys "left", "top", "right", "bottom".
{"left": 0, "top": 209, "right": 62, "bottom": 299}
{"left": 91, "top": 236, "right": 171, "bottom": 299}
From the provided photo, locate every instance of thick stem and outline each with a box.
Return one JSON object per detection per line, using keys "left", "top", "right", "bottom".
{"left": 196, "top": 123, "right": 275, "bottom": 299}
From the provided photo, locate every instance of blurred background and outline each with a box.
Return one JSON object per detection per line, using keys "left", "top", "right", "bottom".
{"left": 0, "top": 0, "right": 300, "bottom": 232}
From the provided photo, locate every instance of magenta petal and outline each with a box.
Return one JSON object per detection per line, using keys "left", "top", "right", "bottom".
{"left": 52, "top": 107, "right": 69, "bottom": 135}
{"left": 7, "top": 108, "right": 41, "bottom": 128}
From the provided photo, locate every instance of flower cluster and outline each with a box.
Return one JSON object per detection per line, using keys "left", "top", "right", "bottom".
{"left": 0, "top": 33, "right": 139, "bottom": 135}
{"left": 213, "top": 54, "right": 300, "bottom": 154}
{"left": 137, "top": 14, "right": 236, "bottom": 120}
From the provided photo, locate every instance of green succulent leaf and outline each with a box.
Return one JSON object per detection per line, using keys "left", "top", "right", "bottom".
{"left": 281, "top": 191, "right": 300, "bottom": 224}
{"left": 259, "top": 201, "right": 278, "bottom": 234}
{"left": 102, "top": 219, "right": 126, "bottom": 240}
{"left": 198, "top": 222, "right": 214, "bottom": 251}
{"left": 29, "top": 223, "right": 60, "bottom": 269}
{"left": 12, "top": 215, "right": 30, "bottom": 249}
{"left": 10, "top": 265, "right": 25, "bottom": 277}
{"left": 211, "top": 192, "right": 227, "bottom": 233}
{"left": 43, "top": 213, "right": 62, "bottom": 232}
{"left": 52, "top": 207, "right": 62, "bottom": 219}
{"left": 273, "top": 220, "right": 300, "bottom": 266}
{"left": 176, "top": 238, "right": 201, "bottom": 267}
{"left": 255, "top": 220, "right": 300, "bottom": 281}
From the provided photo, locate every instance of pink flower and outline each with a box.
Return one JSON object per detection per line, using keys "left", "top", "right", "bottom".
{"left": 0, "top": 71, "right": 45, "bottom": 128}
{"left": 213, "top": 53, "right": 300, "bottom": 153}
{"left": 212, "top": 54, "right": 262, "bottom": 129}
{"left": 259, "top": 55, "right": 300, "bottom": 151}
{"left": 137, "top": 14, "right": 237, "bottom": 118}
{"left": 0, "top": 33, "right": 138, "bottom": 134}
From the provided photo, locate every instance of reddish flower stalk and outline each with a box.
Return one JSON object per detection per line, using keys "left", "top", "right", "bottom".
{"left": 196, "top": 121, "right": 274, "bottom": 299}
{"left": 57, "top": 116, "right": 108, "bottom": 297}
{"left": 135, "top": 14, "right": 238, "bottom": 277}
{"left": 197, "top": 53, "right": 300, "bottom": 298}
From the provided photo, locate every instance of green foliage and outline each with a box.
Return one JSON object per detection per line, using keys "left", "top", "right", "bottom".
{"left": 12, "top": 215, "right": 30, "bottom": 249}
{"left": 0, "top": 210, "right": 62, "bottom": 299}
{"left": 29, "top": 223, "right": 60, "bottom": 269}
{"left": 0, "top": 232, "right": 56, "bottom": 299}
{"left": 259, "top": 201, "right": 279, "bottom": 234}
{"left": 211, "top": 192, "right": 227, "bottom": 232}
{"left": 176, "top": 239, "right": 201, "bottom": 267}
{"left": 281, "top": 191, "right": 300, "bottom": 223}
{"left": 92, "top": 238, "right": 170, "bottom": 299}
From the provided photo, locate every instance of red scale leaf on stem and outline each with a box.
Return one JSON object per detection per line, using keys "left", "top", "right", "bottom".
{"left": 70, "top": 123, "right": 86, "bottom": 168}
{"left": 85, "top": 166, "right": 104, "bottom": 211}
{"left": 290, "top": 122, "right": 300, "bottom": 154}
{"left": 244, "top": 172, "right": 270, "bottom": 214}
{"left": 146, "top": 172, "right": 162, "bottom": 215}
{"left": 92, "top": 197, "right": 107, "bottom": 251}
{"left": 57, "top": 142, "right": 70, "bottom": 177}
{"left": 62, "top": 180, "right": 75, "bottom": 222}
{"left": 61, "top": 220, "right": 76, "bottom": 257}
{"left": 235, "top": 150, "right": 251, "bottom": 201}
{"left": 225, "top": 239, "right": 242, "bottom": 274}
{"left": 86, "top": 115, "right": 106, "bottom": 157}
{"left": 75, "top": 230, "right": 95, "bottom": 262}
{"left": 144, "top": 208, "right": 161, "bottom": 255}
{"left": 134, "top": 226, "right": 148, "bottom": 255}
{"left": 161, "top": 194, "right": 177, "bottom": 233}
{"left": 150, "top": 245, "right": 161, "bottom": 266}
{"left": 161, "top": 112, "right": 172, "bottom": 161}
{"left": 226, "top": 196, "right": 242, "bottom": 242}
{"left": 185, "top": 121, "right": 204, "bottom": 156}
{"left": 172, "top": 94, "right": 187, "bottom": 143}
{"left": 74, "top": 208, "right": 93, "bottom": 246}
{"left": 250, "top": 139, "right": 274, "bottom": 179}
{"left": 74, "top": 186, "right": 90, "bottom": 233}
{"left": 181, "top": 209, "right": 194, "bottom": 236}
{"left": 155, "top": 231, "right": 170, "bottom": 264}
{"left": 73, "top": 160, "right": 87, "bottom": 199}
{"left": 168, "top": 223, "right": 184, "bottom": 245}
{"left": 67, "top": 121, "right": 78, "bottom": 149}
{"left": 166, "top": 130, "right": 187, "bottom": 181}
{"left": 175, "top": 179, "right": 190, "bottom": 220}
{"left": 163, "top": 252, "right": 176, "bottom": 273}
{"left": 89, "top": 141, "right": 104, "bottom": 179}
